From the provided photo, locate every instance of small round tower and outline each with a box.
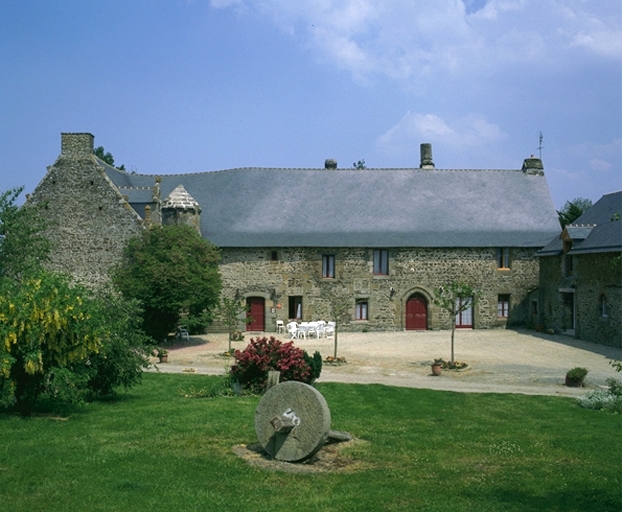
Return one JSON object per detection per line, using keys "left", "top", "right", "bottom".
{"left": 161, "top": 184, "right": 201, "bottom": 233}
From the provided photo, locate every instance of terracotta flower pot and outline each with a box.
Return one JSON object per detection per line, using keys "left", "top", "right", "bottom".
{"left": 158, "top": 354, "right": 168, "bottom": 363}
{"left": 431, "top": 364, "right": 442, "bottom": 376}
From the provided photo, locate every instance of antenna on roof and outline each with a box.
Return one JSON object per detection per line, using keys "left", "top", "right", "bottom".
{"left": 538, "top": 132, "right": 544, "bottom": 160}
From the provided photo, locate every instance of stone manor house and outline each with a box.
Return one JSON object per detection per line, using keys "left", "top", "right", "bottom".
{"left": 28, "top": 133, "right": 562, "bottom": 333}
{"left": 538, "top": 191, "right": 622, "bottom": 347}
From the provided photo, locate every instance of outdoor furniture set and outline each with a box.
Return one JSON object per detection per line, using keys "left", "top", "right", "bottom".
{"left": 285, "top": 320, "right": 335, "bottom": 340}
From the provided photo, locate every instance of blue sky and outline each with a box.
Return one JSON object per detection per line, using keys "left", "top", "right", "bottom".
{"left": 1, "top": 0, "right": 620, "bottom": 210}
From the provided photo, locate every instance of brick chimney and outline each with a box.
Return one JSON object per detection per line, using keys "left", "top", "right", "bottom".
{"left": 419, "top": 143, "right": 434, "bottom": 169}
{"left": 61, "top": 133, "right": 94, "bottom": 157}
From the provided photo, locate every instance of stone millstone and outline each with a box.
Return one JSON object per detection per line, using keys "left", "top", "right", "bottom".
{"left": 255, "top": 381, "right": 331, "bottom": 462}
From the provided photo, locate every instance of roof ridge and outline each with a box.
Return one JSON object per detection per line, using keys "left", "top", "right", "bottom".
{"left": 118, "top": 167, "right": 524, "bottom": 176}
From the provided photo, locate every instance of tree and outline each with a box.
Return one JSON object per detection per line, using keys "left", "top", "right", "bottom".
{"left": 0, "top": 187, "right": 50, "bottom": 281}
{"left": 433, "top": 282, "right": 480, "bottom": 363}
{"left": 113, "top": 225, "right": 222, "bottom": 343}
{"left": 0, "top": 271, "right": 151, "bottom": 415}
{"left": 352, "top": 159, "right": 367, "bottom": 169}
{"left": 94, "top": 146, "right": 126, "bottom": 171}
{"left": 324, "top": 288, "right": 352, "bottom": 359}
{"left": 557, "top": 197, "right": 593, "bottom": 228}
{"left": 217, "top": 297, "right": 252, "bottom": 352}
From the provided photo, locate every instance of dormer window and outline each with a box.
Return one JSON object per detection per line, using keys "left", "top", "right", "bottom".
{"left": 563, "top": 239, "right": 573, "bottom": 253}
{"left": 497, "top": 248, "right": 510, "bottom": 269}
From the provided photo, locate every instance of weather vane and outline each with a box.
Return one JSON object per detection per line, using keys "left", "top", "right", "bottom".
{"left": 538, "top": 132, "right": 544, "bottom": 160}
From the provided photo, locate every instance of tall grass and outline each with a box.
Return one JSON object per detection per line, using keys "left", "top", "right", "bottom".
{"left": 0, "top": 373, "right": 620, "bottom": 512}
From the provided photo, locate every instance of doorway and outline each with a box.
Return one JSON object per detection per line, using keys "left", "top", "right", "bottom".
{"left": 405, "top": 294, "right": 428, "bottom": 330}
{"left": 246, "top": 297, "right": 265, "bottom": 331}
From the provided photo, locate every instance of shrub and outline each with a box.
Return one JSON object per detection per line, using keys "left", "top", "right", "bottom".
{"left": 566, "top": 367, "right": 588, "bottom": 387}
{"left": 229, "top": 336, "right": 321, "bottom": 393}
{"left": 577, "top": 379, "right": 622, "bottom": 413}
{"left": 567, "top": 367, "right": 588, "bottom": 380}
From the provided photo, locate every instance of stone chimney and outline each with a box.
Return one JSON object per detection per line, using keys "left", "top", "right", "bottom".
{"left": 324, "top": 159, "right": 337, "bottom": 169}
{"left": 522, "top": 155, "right": 544, "bottom": 176}
{"left": 419, "top": 143, "right": 435, "bottom": 169}
{"left": 61, "top": 133, "right": 94, "bottom": 158}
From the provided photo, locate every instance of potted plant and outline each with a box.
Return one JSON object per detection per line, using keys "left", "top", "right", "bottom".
{"left": 156, "top": 348, "right": 169, "bottom": 363}
{"left": 431, "top": 358, "right": 444, "bottom": 376}
{"left": 565, "top": 367, "right": 588, "bottom": 387}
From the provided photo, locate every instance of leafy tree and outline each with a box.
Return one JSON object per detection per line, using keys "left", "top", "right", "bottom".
{"left": 113, "top": 225, "right": 222, "bottom": 343}
{"left": 0, "top": 187, "right": 50, "bottom": 281}
{"left": 0, "top": 272, "right": 151, "bottom": 415}
{"left": 433, "top": 282, "right": 480, "bottom": 363}
{"left": 352, "top": 159, "right": 367, "bottom": 169}
{"left": 557, "top": 197, "right": 593, "bottom": 228}
{"left": 94, "top": 145, "right": 126, "bottom": 171}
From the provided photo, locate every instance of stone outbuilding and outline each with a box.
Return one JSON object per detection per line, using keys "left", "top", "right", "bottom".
{"left": 29, "top": 133, "right": 561, "bottom": 332}
{"left": 537, "top": 191, "right": 622, "bottom": 347}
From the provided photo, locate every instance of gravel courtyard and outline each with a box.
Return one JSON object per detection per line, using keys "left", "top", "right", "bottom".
{"left": 151, "top": 328, "right": 622, "bottom": 397}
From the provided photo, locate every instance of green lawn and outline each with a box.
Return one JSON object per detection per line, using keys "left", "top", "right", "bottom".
{"left": 1, "top": 373, "right": 620, "bottom": 512}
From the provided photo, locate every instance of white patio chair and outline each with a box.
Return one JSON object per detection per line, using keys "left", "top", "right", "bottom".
{"left": 316, "top": 320, "right": 326, "bottom": 338}
{"left": 276, "top": 319, "right": 284, "bottom": 333}
{"left": 176, "top": 326, "right": 189, "bottom": 342}
{"left": 324, "top": 322, "right": 336, "bottom": 340}
{"left": 286, "top": 321, "right": 298, "bottom": 340}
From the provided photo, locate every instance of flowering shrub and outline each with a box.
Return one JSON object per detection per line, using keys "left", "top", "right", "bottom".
{"left": 435, "top": 359, "right": 468, "bottom": 370}
{"left": 229, "top": 336, "right": 321, "bottom": 393}
{"left": 577, "top": 378, "right": 622, "bottom": 413}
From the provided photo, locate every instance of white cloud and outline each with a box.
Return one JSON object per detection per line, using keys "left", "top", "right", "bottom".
{"left": 209, "top": 0, "right": 621, "bottom": 81}
{"left": 589, "top": 159, "right": 612, "bottom": 172}
{"left": 376, "top": 111, "right": 506, "bottom": 155}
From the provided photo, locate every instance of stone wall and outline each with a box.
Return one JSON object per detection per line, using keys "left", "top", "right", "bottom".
{"left": 28, "top": 133, "right": 144, "bottom": 287}
{"left": 538, "top": 252, "right": 621, "bottom": 347}
{"left": 576, "top": 253, "right": 622, "bottom": 346}
{"left": 218, "top": 246, "right": 541, "bottom": 332}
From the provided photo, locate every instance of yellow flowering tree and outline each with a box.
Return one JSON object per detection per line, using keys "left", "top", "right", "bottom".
{"left": 0, "top": 272, "right": 150, "bottom": 415}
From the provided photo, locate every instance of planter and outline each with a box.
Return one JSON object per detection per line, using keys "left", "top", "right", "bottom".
{"left": 431, "top": 364, "right": 442, "bottom": 376}
{"left": 565, "top": 375, "right": 584, "bottom": 387}
{"left": 158, "top": 354, "right": 168, "bottom": 363}
{"left": 565, "top": 367, "right": 588, "bottom": 387}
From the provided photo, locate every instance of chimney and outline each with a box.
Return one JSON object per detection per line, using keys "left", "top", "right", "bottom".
{"left": 419, "top": 143, "right": 434, "bottom": 169}
{"left": 522, "top": 155, "right": 544, "bottom": 176}
{"left": 61, "top": 133, "right": 94, "bottom": 158}
{"left": 324, "top": 159, "right": 337, "bottom": 169}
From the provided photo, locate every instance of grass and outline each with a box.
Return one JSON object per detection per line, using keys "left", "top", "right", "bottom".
{"left": 1, "top": 373, "right": 620, "bottom": 512}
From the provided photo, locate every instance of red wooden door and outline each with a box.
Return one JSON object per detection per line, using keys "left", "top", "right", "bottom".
{"left": 246, "top": 297, "right": 265, "bottom": 331}
{"left": 406, "top": 295, "right": 427, "bottom": 330}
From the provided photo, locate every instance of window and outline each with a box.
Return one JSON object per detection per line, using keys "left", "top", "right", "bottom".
{"left": 600, "top": 294, "right": 608, "bottom": 317}
{"left": 373, "top": 250, "right": 389, "bottom": 275}
{"left": 355, "top": 299, "right": 368, "bottom": 320}
{"left": 497, "top": 248, "right": 510, "bottom": 269}
{"left": 455, "top": 297, "right": 473, "bottom": 328}
{"left": 270, "top": 250, "right": 278, "bottom": 261}
{"left": 498, "top": 294, "right": 510, "bottom": 318}
{"left": 288, "top": 296, "right": 302, "bottom": 320}
{"left": 322, "top": 254, "right": 335, "bottom": 278}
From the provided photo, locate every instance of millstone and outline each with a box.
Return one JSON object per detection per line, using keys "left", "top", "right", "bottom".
{"left": 255, "top": 381, "right": 331, "bottom": 462}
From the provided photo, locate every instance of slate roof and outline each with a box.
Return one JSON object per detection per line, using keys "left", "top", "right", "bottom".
{"left": 162, "top": 185, "right": 201, "bottom": 212}
{"left": 538, "top": 190, "right": 622, "bottom": 256}
{"left": 101, "top": 162, "right": 560, "bottom": 249}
